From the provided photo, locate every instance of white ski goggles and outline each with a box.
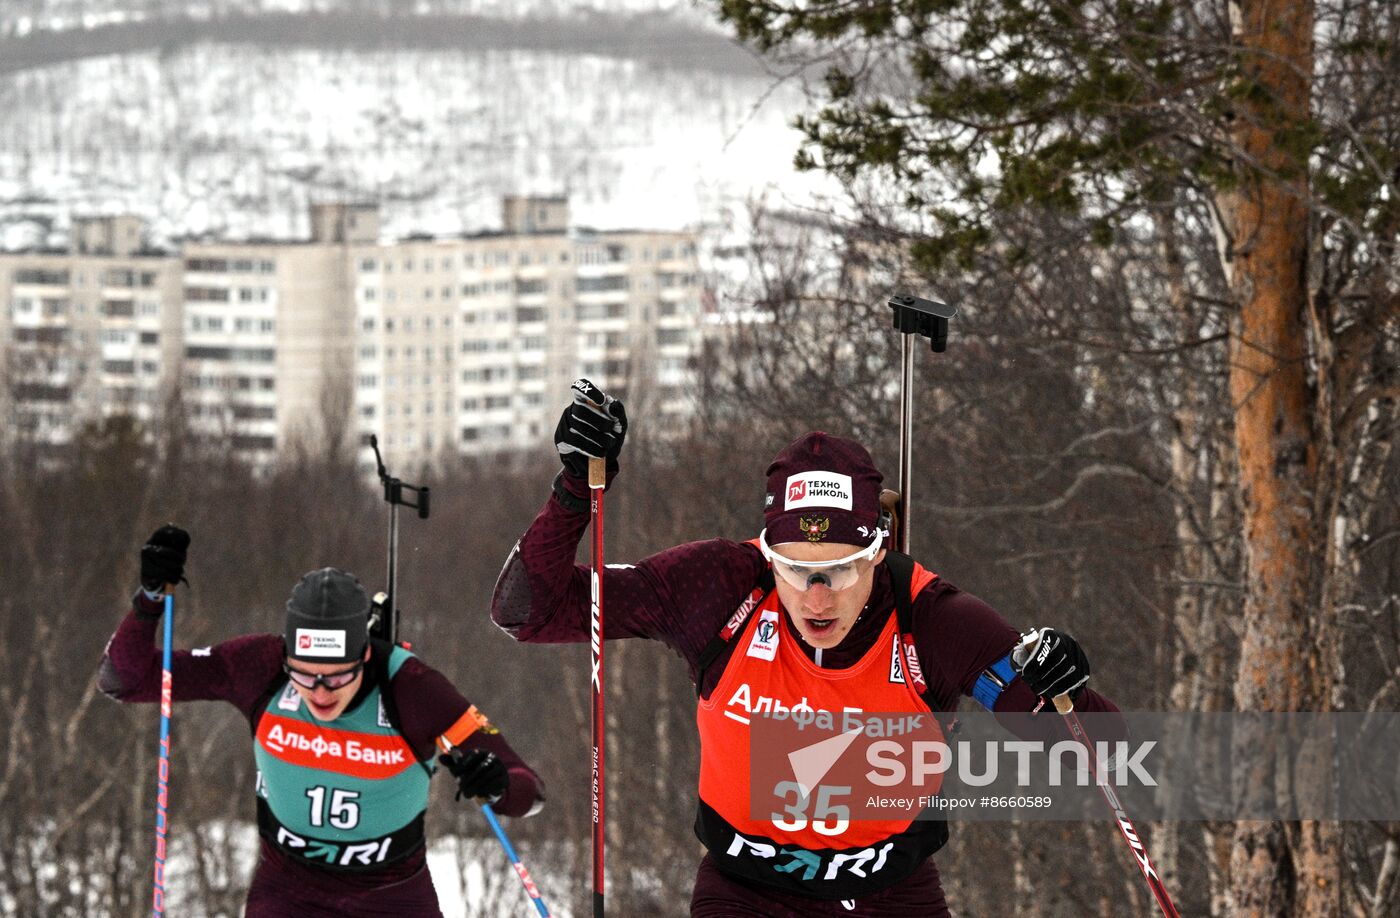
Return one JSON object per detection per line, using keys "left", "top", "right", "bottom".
{"left": 758, "top": 528, "right": 884, "bottom": 593}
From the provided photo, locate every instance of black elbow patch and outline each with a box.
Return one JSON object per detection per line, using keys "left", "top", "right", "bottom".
{"left": 96, "top": 656, "right": 127, "bottom": 699}
{"left": 491, "top": 545, "right": 536, "bottom": 636}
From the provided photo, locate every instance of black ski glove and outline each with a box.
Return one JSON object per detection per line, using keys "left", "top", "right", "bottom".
{"left": 1012, "top": 628, "right": 1091, "bottom": 702}
{"left": 440, "top": 748, "right": 509, "bottom": 804}
{"left": 554, "top": 378, "right": 628, "bottom": 481}
{"left": 140, "top": 524, "right": 190, "bottom": 593}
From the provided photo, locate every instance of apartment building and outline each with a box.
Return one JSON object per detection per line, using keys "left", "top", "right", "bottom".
{"left": 180, "top": 205, "right": 365, "bottom": 460}
{"left": 0, "top": 217, "right": 182, "bottom": 448}
{"left": 351, "top": 197, "right": 703, "bottom": 469}
{"left": 0, "top": 199, "right": 703, "bottom": 468}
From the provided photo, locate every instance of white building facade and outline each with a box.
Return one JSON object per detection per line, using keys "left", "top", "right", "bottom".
{"left": 1, "top": 199, "right": 703, "bottom": 469}
{"left": 0, "top": 223, "right": 182, "bottom": 448}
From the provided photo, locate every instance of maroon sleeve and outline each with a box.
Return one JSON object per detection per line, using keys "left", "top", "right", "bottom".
{"left": 391, "top": 656, "right": 545, "bottom": 818}
{"left": 98, "top": 604, "right": 285, "bottom": 722}
{"left": 491, "top": 484, "right": 768, "bottom": 673}
{"left": 913, "top": 584, "right": 1126, "bottom": 743}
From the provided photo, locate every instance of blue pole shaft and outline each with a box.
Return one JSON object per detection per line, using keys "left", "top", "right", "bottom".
{"left": 480, "top": 802, "right": 551, "bottom": 917}
{"left": 152, "top": 594, "right": 173, "bottom": 916}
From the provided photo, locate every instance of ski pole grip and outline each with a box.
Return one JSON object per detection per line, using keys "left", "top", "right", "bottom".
{"left": 1052, "top": 694, "right": 1074, "bottom": 715}
{"left": 588, "top": 457, "right": 606, "bottom": 490}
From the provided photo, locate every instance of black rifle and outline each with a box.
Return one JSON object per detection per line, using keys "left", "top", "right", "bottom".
{"left": 888, "top": 293, "right": 957, "bottom": 555}
{"left": 367, "top": 435, "right": 430, "bottom": 645}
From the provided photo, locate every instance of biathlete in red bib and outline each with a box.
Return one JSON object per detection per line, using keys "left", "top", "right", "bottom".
{"left": 492, "top": 380, "right": 1126, "bottom": 916}
{"left": 100, "top": 527, "right": 545, "bottom": 917}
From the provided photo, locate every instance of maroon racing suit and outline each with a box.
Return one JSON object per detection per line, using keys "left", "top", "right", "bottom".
{"left": 100, "top": 594, "right": 545, "bottom": 918}
{"left": 491, "top": 474, "right": 1125, "bottom": 916}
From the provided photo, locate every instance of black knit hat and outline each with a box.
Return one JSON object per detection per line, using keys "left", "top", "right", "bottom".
{"left": 284, "top": 568, "right": 370, "bottom": 663}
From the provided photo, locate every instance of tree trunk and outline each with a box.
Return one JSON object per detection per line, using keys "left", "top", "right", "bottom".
{"left": 1216, "top": 0, "right": 1339, "bottom": 913}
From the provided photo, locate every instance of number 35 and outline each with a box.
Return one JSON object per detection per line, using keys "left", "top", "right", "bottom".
{"left": 771, "top": 781, "right": 850, "bottom": 836}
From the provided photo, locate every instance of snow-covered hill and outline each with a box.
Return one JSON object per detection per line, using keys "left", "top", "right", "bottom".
{"left": 0, "top": 8, "right": 826, "bottom": 247}
{"left": 1, "top": 0, "right": 718, "bottom": 37}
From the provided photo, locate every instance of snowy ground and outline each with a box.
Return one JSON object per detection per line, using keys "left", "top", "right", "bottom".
{"left": 427, "top": 833, "right": 576, "bottom": 918}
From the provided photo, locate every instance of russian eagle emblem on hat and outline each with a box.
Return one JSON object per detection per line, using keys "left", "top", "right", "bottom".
{"left": 799, "top": 516, "right": 830, "bottom": 542}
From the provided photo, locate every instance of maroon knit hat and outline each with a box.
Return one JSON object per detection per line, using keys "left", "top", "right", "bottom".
{"left": 763, "top": 432, "right": 887, "bottom": 548}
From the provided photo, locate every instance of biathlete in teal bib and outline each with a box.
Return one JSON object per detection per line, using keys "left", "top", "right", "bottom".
{"left": 101, "top": 540, "right": 545, "bottom": 918}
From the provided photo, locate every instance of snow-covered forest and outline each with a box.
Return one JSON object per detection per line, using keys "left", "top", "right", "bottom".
{"left": 0, "top": 3, "right": 821, "bottom": 247}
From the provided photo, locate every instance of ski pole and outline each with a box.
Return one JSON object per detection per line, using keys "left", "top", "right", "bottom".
{"left": 588, "top": 453, "right": 606, "bottom": 918}
{"left": 151, "top": 592, "right": 173, "bottom": 916}
{"left": 1052, "top": 695, "right": 1181, "bottom": 917}
{"left": 1016, "top": 635, "right": 1181, "bottom": 917}
{"left": 481, "top": 802, "right": 552, "bottom": 917}
{"left": 438, "top": 739, "right": 553, "bottom": 917}
{"left": 887, "top": 293, "right": 956, "bottom": 555}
